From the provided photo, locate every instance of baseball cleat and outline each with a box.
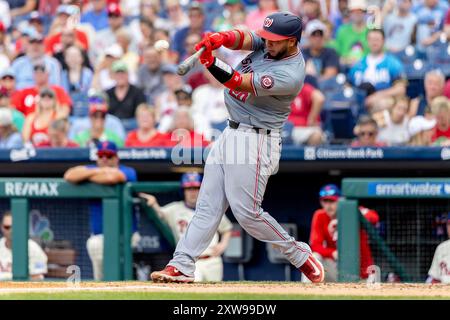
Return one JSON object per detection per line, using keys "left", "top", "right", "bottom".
{"left": 150, "top": 265, "right": 195, "bottom": 283}
{"left": 299, "top": 254, "right": 325, "bottom": 283}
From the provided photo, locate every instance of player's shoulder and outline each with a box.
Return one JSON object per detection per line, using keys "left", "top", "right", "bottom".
{"left": 118, "top": 165, "right": 137, "bottom": 181}
{"left": 436, "top": 239, "right": 450, "bottom": 252}
{"left": 162, "top": 201, "right": 186, "bottom": 211}
{"left": 28, "top": 239, "right": 43, "bottom": 251}
{"left": 312, "top": 208, "right": 328, "bottom": 218}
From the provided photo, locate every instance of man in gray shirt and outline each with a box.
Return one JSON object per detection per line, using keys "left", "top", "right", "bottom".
{"left": 383, "top": 0, "right": 417, "bottom": 52}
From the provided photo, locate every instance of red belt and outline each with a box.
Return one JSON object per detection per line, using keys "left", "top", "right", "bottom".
{"left": 198, "top": 255, "right": 212, "bottom": 260}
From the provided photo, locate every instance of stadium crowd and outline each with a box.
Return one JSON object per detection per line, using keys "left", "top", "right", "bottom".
{"left": 0, "top": 0, "right": 448, "bottom": 149}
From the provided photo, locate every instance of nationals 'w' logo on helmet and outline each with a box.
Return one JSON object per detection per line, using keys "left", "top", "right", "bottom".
{"left": 263, "top": 18, "right": 274, "bottom": 27}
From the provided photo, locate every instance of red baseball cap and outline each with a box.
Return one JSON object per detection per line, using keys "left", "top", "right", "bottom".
{"left": 89, "top": 103, "right": 108, "bottom": 115}
{"left": 107, "top": 3, "right": 122, "bottom": 16}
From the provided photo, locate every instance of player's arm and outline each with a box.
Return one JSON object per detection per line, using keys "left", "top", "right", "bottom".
{"left": 211, "top": 230, "right": 232, "bottom": 257}
{"left": 138, "top": 193, "right": 166, "bottom": 220}
{"left": 64, "top": 166, "right": 100, "bottom": 184}
{"left": 198, "top": 30, "right": 254, "bottom": 52}
{"left": 309, "top": 213, "right": 336, "bottom": 259}
{"left": 89, "top": 167, "right": 127, "bottom": 185}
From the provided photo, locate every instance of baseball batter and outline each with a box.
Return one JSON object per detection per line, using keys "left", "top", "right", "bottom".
{"left": 151, "top": 12, "right": 325, "bottom": 283}
{"left": 427, "top": 213, "right": 450, "bottom": 284}
{"left": 141, "top": 172, "right": 232, "bottom": 282}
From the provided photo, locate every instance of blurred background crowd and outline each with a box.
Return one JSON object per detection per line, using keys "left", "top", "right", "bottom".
{"left": 0, "top": 0, "right": 448, "bottom": 149}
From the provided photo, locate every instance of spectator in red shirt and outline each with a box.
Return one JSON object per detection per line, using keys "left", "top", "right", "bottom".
{"left": 164, "top": 106, "right": 210, "bottom": 148}
{"left": 35, "top": 118, "right": 79, "bottom": 148}
{"left": 307, "top": 184, "right": 379, "bottom": 282}
{"left": 12, "top": 63, "right": 72, "bottom": 117}
{"left": 22, "top": 87, "right": 60, "bottom": 146}
{"left": 351, "top": 115, "right": 386, "bottom": 147}
{"left": 45, "top": 5, "right": 89, "bottom": 55}
{"left": 444, "top": 79, "right": 450, "bottom": 99}
{"left": 288, "top": 83, "right": 325, "bottom": 145}
{"left": 430, "top": 96, "right": 450, "bottom": 146}
{"left": 125, "top": 103, "right": 169, "bottom": 147}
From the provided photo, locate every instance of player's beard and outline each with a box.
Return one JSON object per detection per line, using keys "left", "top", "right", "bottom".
{"left": 268, "top": 45, "right": 289, "bottom": 60}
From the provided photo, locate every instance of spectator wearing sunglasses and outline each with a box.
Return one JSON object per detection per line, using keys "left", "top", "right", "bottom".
{"left": 12, "top": 63, "right": 72, "bottom": 117}
{"left": 68, "top": 90, "right": 126, "bottom": 142}
{"left": 305, "top": 184, "right": 379, "bottom": 282}
{"left": 73, "top": 101, "right": 124, "bottom": 147}
{"left": 64, "top": 141, "right": 138, "bottom": 280}
{"left": 351, "top": 115, "right": 386, "bottom": 147}
{"left": 11, "top": 33, "right": 62, "bottom": 90}
{"left": 0, "top": 211, "right": 48, "bottom": 281}
{"left": 22, "top": 87, "right": 61, "bottom": 146}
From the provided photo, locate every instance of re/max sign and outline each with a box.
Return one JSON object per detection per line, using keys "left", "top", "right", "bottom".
{"left": 4, "top": 182, "right": 59, "bottom": 197}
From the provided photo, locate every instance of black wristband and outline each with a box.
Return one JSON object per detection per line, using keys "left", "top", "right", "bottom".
{"left": 207, "top": 57, "right": 235, "bottom": 84}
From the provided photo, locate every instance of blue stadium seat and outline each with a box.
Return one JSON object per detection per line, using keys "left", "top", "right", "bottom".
{"left": 322, "top": 87, "right": 358, "bottom": 141}
{"left": 404, "top": 59, "right": 432, "bottom": 80}
{"left": 426, "top": 39, "right": 450, "bottom": 76}
{"left": 317, "top": 74, "right": 347, "bottom": 94}
{"left": 392, "top": 45, "right": 418, "bottom": 65}
{"left": 70, "top": 92, "right": 89, "bottom": 118}
{"left": 121, "top": 118, "right": 138, "bottom": 132}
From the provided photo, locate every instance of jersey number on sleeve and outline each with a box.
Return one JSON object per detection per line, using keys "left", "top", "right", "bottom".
{"left": 229, "top": 90, "right": 250, "bottom": 102}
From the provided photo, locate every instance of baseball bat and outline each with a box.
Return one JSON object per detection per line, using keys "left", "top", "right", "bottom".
{"left": 177, "top": 47, "right": 206, "bottom": 76}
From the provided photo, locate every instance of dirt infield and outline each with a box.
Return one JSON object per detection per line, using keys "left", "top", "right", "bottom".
{"left": 0, "top": 282, "right": 449, "bottom": 298}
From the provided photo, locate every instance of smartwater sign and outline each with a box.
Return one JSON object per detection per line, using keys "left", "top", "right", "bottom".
{"left": 368, "top": 182, "right": 450, "bottom": 197}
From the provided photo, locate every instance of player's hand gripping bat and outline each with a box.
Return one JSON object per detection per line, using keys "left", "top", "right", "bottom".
{"left": 177, "top": 47, "right": 206, "bottom": 76}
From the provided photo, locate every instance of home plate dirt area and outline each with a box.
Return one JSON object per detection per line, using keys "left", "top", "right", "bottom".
{"left": 0, "top": 282, "right": 449, "bottom": 299}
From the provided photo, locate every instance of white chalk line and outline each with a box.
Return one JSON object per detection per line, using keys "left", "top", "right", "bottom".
{"left": 0, "top": 285, "right": 176, "bottom": 294}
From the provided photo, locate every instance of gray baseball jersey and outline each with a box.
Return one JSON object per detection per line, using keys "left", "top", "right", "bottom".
{"left": 168, "top": 32, "right": 313, "bottom": 278}
{"left": 224, "top": 32, "right": 306, "bottom": 130}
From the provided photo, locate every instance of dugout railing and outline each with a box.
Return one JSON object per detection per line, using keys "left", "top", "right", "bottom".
{"left": 337, "top": 178, "right": 450, "bottom": 282}
{"left": 122, "top": 181, "right": 180, "bottom": 280}
{"left": 1, "top": 178, "right": 122, "bottom": 281}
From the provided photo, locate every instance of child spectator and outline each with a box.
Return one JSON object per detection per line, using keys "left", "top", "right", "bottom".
{"left": 408, "top": 115, "right": 437, "bottom": 146}
{"left": 430, "top": 96, "right": 450, "bottom": 146}
{"left": 375, "top": 96, "right": 411, "bottom": 146}
{"left": 125, "top": 103, "right": 169, "bottom": 147}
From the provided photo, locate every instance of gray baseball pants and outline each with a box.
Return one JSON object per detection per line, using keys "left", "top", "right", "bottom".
{"left": 169, "top": 124, "right": 311, "bottom": 276}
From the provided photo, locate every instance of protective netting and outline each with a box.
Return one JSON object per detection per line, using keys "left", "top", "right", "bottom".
{"left": 359, "top": 199, "right": 450, "bottom": 282}
{"left": 0, "top": 199, "right": 93, "bottom": 280}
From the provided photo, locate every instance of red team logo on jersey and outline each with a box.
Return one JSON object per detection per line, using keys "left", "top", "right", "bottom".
{"left": 263, "top": 18, "right": 274, "bottom": 27}
{"left": 260, "top": 75, "right": 274, "bottom": 89}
